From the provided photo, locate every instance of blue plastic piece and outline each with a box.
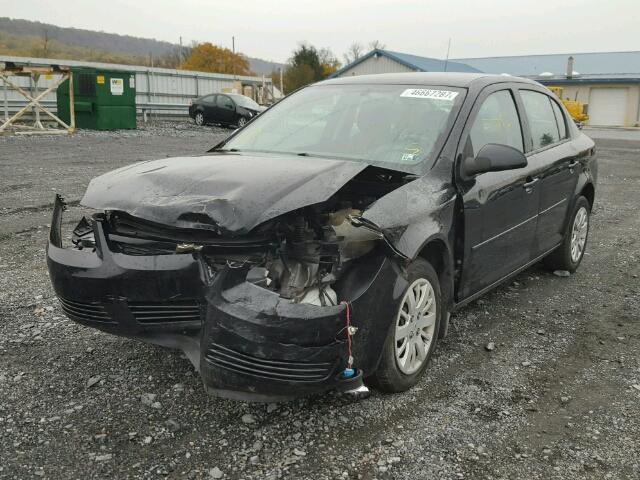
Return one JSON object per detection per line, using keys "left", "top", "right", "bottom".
{"left": 341, "top": 368, "right": 356, "bottom": 378}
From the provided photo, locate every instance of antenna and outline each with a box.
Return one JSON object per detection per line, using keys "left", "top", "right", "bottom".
{"left": 444, "top": 38, "right": 451, "bottom": 72}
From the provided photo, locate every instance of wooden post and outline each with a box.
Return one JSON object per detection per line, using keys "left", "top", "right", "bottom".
{"left": 68, "top": 71, "right": 76, "bottom": 133}
{"left": 3, "top": 78, "right": 7, "bottom": 121}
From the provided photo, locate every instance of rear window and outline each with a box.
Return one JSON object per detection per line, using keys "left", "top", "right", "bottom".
{"left": 550, "top": 100, "right": 568, "bottom": 139}
{"left": 520, "top": 90, "right": 561, "bottom": 150}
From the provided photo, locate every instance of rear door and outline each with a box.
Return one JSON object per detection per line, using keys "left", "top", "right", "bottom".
{"left": 458, "top": 85, "right": 540, "bottom": 300}
{"left": 517, "top": 89, "right": 579, "bottom": 256}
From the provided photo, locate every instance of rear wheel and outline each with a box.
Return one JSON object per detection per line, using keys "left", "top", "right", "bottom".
{"left": 194, "top": 111, "right": 205, "bottom": 126}
{"left": 544, "top": 195, "right": 590, "bottom": 272}
{"left": 370, "top": 259, "right": 441, "bottom": 393}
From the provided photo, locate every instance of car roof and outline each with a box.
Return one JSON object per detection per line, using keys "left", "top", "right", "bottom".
{"left": 318, "top": 72, "right": 540, "bottom": 88}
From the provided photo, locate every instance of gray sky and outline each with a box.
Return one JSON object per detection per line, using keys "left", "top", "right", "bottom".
{"left": 3, "top": 0, "right": 638, "bottom": 63}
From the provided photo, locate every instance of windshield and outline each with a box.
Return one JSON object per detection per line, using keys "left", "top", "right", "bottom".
{"left": 223, "top": 83, "right": 465, "bottom": 170}
{"left": 229, "top": 94, "right": 261, "bottom": 110}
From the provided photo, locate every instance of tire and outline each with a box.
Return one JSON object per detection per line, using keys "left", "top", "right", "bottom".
{"left": 369, "top": 258, "right": 442, "bottom": 393}
{"left": 544, "top": 196, "right": 590, "bottom": 272}
{"left": 194, "top": 111, "right": 205, "bottom": 126}
{"left": 237, "top": 116, "right": 247, "bottom": 128}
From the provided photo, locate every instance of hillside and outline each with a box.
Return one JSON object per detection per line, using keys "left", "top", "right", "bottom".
{"left": 0, "top": 17, "right": 284, "bottom": 74}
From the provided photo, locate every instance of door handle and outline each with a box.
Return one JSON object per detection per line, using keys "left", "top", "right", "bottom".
{"left": 523, "top": 177, "right": 539, "bottom": 190}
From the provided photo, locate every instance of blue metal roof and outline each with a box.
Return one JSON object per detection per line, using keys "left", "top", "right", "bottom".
{"left": 452, "top": 51, "right": 640, "bottom": 76}
{"left": 383, "top": 50, "right": 482, "bottom": 73}
{"left": 332, "top": 49, "right": 481, "bottom": 77}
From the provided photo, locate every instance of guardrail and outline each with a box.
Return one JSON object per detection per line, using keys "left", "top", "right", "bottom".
{"left": 138, "top": 103, "right": 189, "bottom": 122}
{"left": 2, "top": 100, "right": 192, "bottom": 123}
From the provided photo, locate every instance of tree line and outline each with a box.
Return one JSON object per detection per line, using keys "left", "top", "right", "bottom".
{"left": 0, "top": 25, "right": 384, "bottom": 94}
{"left": 179, "top": 40, "right": 385, "bottom": 94}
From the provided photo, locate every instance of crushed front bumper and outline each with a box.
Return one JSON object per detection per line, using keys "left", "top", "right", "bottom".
{"left": 46, "top": 198, "right": 405, "bottom": 401}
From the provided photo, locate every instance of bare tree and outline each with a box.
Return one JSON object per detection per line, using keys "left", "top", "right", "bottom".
{"left": 368, "top": 40, "right": 386, "bottom": 50}
{"left": 41, "top": 29, "right": 49, "bottom": 57}
{"left": 343, "top": 42, "right": 364, "bottom": 64}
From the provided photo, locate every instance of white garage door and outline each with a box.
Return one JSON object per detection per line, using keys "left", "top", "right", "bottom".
{"left": 589, "top": 88, "right": 628, "bottom": 126}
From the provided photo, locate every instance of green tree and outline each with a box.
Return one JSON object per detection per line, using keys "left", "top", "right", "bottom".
{"left": 282, "top": 44, "right": 341, "bottom": 93}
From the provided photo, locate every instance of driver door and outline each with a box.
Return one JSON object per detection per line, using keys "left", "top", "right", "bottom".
{"left": 216, "top": 95, "right": 237, "bottom": 124}
{"left": 458, "top": 86, "right": 540, "bottom": 300}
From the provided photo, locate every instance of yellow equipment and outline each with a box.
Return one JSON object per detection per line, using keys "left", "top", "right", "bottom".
{"left": 548, "top": 86, "right": 589, "bottom": 124}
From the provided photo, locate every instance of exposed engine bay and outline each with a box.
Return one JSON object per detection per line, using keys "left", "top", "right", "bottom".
{"left": 72, "top": 166, "right": 414, "bottom": 306}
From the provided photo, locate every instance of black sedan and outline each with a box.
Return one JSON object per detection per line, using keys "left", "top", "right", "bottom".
{"left": 47, "top": 73, "right": 596, "bottom": 402}
{"left": 188, "top": 93, "right": 266, "bottom": 128}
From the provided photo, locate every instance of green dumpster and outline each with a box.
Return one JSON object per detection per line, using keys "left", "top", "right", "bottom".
{"left": 57, "top": 68, "right": 136, "bottom": 130}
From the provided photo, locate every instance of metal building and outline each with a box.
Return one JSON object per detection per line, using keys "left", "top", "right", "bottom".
{"left": 455, "top": 51, "right": 640, "bottom": 127}
{"left": 335, "top": 49, "right": 640, "bottom": 127}
{"left": 331, "top": 49, "right": 481, "bottom": 77}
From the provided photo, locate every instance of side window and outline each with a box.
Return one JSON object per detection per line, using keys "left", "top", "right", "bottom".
{"left": 202, "top": 95, "right": 216, "bottom": 103}
{"left": 520, "top": 90, "right": 560, "bottom": 149}
{"left": 468, "top": 90, "right": 523, "bottom": 157}
{"left": 217, "top": 95, "right": 234, "bottom": 109}
{"left": 550, "top": 99, "right": 568, "bottom": 139}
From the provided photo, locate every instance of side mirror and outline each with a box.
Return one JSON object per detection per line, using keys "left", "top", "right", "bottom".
{"left": 463, "top": 143, "right": 527, "bottom": 177}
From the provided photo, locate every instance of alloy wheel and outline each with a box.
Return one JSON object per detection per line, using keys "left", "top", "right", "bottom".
{"left": 570, "top": 206, "right": 588, "bottom": 263}
{"left": 394, "top": 278, "right": 437, "bottom": 375}
{"left": 195, "top": 112, "right": 204, "bottom": 126}
{"left": 238, "top": 117, "right": 247, "bottom": 127}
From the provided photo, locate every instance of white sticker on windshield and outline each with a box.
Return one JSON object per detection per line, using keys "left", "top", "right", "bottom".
{"left": 400, "top": 88, "right": 458, "bottom": 101}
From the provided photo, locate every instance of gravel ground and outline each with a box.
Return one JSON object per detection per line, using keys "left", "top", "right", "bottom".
{"left": 1, "top": 122, "right": 639, "bottom": 480}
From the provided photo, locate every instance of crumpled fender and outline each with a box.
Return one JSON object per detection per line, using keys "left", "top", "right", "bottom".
{"left": 361, "top": 175, "right": 457, "bottom": 260}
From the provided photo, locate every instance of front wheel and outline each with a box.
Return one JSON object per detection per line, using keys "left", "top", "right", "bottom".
{"left": 369, "top": 259, "right": 442, "bottom": 393}
{"left": 237, "top": 116, "right": 247, "bottom": 128}
{"left": 544, "top": 195, "right": 590, "bottom": 272}
{"left": 194, "top": 111, "right": 205, "bottom": 126}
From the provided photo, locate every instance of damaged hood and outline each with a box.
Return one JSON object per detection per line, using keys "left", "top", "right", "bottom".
{"left": 81, "top": 152, "right": 368, "bottom": 234}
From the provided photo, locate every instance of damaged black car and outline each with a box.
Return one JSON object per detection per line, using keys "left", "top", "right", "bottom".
{"left": 47, "top": 73, "right": 597, "bottom": 401}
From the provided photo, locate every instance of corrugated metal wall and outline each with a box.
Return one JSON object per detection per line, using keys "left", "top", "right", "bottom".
{"left": 1, "top": 55, "right": 274, "bottom": 118}
{"left": 335, "top": 55, "right": 414, "bottom": 77}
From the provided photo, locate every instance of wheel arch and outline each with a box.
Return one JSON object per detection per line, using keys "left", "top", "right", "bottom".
{"left": 580, "top": 182, "right": 595, "bottom": 210}
{"left": 415, "top": 236, "right": 454, "bottom": 338}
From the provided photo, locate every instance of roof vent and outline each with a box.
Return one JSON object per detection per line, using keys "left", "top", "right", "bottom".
{"left": 566, "top": 56, "right": 574, "bottom": 79}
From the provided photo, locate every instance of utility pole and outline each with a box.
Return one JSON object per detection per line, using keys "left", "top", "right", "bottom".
{"left": 232, "top": 36, "right": 236, "bottom": 80}
{"left": 179, "top": 36, "right": 183, "bottom": 64}
{"left": 280, "top": 67, "right": 284, "bottom": 96}
{"left": 443, "top": 38, "right": 451, "bottom": 72}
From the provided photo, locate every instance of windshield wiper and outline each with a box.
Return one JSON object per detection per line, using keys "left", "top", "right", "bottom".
{"left": 210, "top": 147, "right": 241, "bottom": 153}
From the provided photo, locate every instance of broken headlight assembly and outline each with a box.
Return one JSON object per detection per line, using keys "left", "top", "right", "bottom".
{"left": 199, "top": 206, "right": 383, "bottom": 307}
{"left": 49, "top": 194, "right": 98, "bottom": 251}
{"left": 71, "top": 216, "right": 96, "bottom": 250}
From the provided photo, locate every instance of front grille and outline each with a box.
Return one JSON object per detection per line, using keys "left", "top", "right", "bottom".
{"left": 58, "top": 297, "right": 113, "bottom": 323}
{"left": 128, "top": 300, "right": 201, "bottom": 323}
{"left": 205, "top": 343, "right": 334, "bottom": 382}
